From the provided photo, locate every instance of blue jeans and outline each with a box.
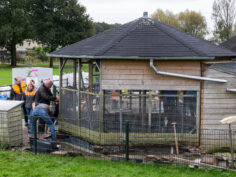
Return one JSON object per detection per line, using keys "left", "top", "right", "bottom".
{"left": 31, "top": 109, "right": 56, "bottom": 141}
{"left": 25, "top": 108, "right": 33, "bottom": 132}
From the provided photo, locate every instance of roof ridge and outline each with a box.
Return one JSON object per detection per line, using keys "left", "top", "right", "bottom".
{"left": 95, "top": 18, "right": 141, "bottom": 56}
{"left": 151, "top": 19, "right": 206, "bottom": 56}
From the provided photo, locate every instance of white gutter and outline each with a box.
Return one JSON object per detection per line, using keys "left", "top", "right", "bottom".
{"left": 227, "top": 88, "right": 236, "bottom": 93}
{"left": 150, "top": 59, "right": 227, "bottom": 83}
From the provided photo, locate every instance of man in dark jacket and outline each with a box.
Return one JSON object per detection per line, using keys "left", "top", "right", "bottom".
{"left": 35, "top": 80, "right": 59, "bottom": 105}
{"left": 34, "top": 80, "right": 59, "bottom": 133}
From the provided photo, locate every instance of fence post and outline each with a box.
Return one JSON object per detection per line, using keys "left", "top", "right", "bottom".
{"left": 229, "top": 124, "right": 234, "bottom": 168}
{"left": 125, "top": 121, "right": 129, "bottom": 161}
{"left": 33, "top": 116, "right": 39, "bottom": 155}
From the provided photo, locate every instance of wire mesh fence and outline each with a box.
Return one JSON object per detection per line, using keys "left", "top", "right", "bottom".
{"left": 32, "top": 120, "right": 236, "bottom": 170}
{"left": 47, "top": 88, "right": 236, "bottom": 170}
{"left": 2, "top": 87, "right": 236, "bottom": 171}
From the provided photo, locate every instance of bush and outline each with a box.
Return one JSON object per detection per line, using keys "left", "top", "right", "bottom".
{"left": 34, "top": 46, "right": 50, "bottom": 62}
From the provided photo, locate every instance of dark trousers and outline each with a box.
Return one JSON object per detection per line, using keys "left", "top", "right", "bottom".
{"left": 22, "top": 105, "right": 28, "bottom": 124}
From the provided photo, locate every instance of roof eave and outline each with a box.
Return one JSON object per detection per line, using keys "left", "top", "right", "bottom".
{"left": 47, "top": 54, "right": 215, "bottom": 60}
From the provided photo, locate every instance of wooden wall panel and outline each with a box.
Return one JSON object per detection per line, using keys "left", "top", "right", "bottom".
{"left": 101, "top": 60, "right": 201, "bottom": 90}
{"left": 202, "top": 68, "right": 236, "bottom": 129}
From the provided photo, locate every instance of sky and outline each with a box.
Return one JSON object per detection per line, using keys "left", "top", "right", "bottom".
{"left": 78, "top": 0, "right": 215, "bottom": 31}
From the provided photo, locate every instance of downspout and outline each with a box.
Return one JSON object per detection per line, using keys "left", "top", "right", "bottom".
{"left": 149, "top": 59, "right": 227, "bottom": 83}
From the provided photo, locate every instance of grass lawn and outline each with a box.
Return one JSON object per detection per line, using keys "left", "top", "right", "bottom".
{"left": 0, "top": 151, "right": 235, "bottom": 177}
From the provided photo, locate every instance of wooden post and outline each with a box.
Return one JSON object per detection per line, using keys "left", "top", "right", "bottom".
{"left": 229, "top": 124, "right": 234, "bottom": 168}
{"left": 89, "top": 62, "right": 93, "bottom": 92}
{"left": 180, "top": 91, "right": 184, "bottom": 133}
{"left": 99, "top": 60, "right": 104, "bottom": 143}
{"left": 89, "top": 62, "right": 93, "bottom": 114}
{"left": 199, "top": 62, "right": 205, "bottom": 147}
{"left": 99, "top": 90, "right": 104, "bottom": 134}
{"left": 119, "top": 90, "right": 123, "bottom": 133}
{"left": 172, "top": 122, "right": 179, "bottom": 155}
{"left": 59, "top": 58, "right": 63, "bottom": 120}
{"left": 78, "top": 59, "right": 81, "bottom": 127}
{"left": 73, "top": 60, "right": 77, "bottom": 89}
{"left": 142, "top": 91, "right": 146, "bottom": 132}
{"left": 196, "top": 91, "right": 200, "bottom": 137}
{"left": 148, "top": 90, "right": 152, "bottom": 133}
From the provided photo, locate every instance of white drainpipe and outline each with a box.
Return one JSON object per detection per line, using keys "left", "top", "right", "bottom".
{"left": 149, "top": 59, "right": 227, "bottom": 83}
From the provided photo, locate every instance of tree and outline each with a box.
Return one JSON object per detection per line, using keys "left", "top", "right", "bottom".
{"left": 212, "top": 0, "right": 236, "bottom": 43}
{"left": 152, "top": 9, "right": 208, "bottom": 39}
{"left": 0, "top": 0, "right": 33, "bottom": 66}
{"left": 179, "top": 10, "right": 208, "bottom": 39}
{"left": 152, "top": 9, "right": 180, "bottom": 29}
{"left": 94, "top": 22, "right": 120, "bottom": 34}
{"left": 29, "top": 0, "right": 95, "bottom": 67}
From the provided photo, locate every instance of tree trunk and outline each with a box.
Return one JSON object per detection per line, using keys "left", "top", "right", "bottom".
{"left": 10, "top": 38, "right": 17, "bottom": 66}
{"left": 49, "top": 57, "right": 53, "bottom": 68}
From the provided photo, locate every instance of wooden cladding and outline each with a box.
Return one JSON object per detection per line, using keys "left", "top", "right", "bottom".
{"left": 202, "top": 68, "right": 236, "bottom": 129}
{"left": 101, "top": 60, "right": 201, "bottom": 90}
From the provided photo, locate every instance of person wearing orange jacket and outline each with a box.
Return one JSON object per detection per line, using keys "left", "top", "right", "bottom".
{"left": 10, "top": 77, "right": 28, "bottom": 126}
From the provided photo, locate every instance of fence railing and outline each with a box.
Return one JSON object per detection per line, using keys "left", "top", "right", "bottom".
{"left": 30, "top": 118, "right": 236, "bottom": 170}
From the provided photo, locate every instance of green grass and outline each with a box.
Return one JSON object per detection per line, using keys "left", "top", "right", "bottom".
{"left": 0, "top": 151, "right": 235, "bottom": 177}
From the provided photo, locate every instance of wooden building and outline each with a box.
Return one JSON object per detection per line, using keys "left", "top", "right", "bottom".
{"left": 48, "top": 13, "right": 236, "bottom": 148}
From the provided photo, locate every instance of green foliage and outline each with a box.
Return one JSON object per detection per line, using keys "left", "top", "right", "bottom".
{"left": 0, "top": 0, "right": 94, "bottom": 67}
{"left": 152, "top": 9, "right": 208, "bottom": 39}
{"left": 34, "top": 46, "right": 51, "bottom": 62}
{"left": 0, "top": 143, "right": 9, "bottom": 150}
{"left": 212, "top": 0, "right": 236, "bottom": 43}
{"left": 152, "top": 9, "right": 180, "bottom": 29}
{"left": 29, "top": 0, "right": 95, "bottom": 51}
{"left": 94, "top": 22, "right": 120, "bottom": 34}
{"left": 0, "top": 0, "right": 34, "bottom": 66}
{"left": 179, "top": 10, "right": 208, "bottom": 39}
{"left": 0, "top": 150, "right": 235, "bottom": 177}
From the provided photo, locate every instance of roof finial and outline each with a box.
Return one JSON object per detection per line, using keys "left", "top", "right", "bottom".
{"left": 143, "top": 12, "right": 148, "bottom": 18}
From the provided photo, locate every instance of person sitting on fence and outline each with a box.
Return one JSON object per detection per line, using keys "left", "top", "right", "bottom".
{"left": 10, "top": 77, "right": 28, "bottom": 126}
{"left": 31, "top": 103, "right": 56, "bottom": 141}
{"left": 35, "top": 80, "right": 59, "bottom": 133}
{"left": 23, "top": 84, "right": 36, "bottom": 134}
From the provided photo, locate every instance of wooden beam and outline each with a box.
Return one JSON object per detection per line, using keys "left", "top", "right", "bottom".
{"left": 78, "top": 59, "right": 81, "bottom": 127}
{"left": 99, "top": 90, "right": 104, "bottom": 134}
{"left": 89, "top": 62, "right": 93, "bottom": 111}
{"left": 60, "top": 59, "right": 68, "bottom": 73}
{"left": 200, "top": 62, "right": 205, "bottom": 148}
{"left": 148, "top": 90, "right": 152, "bottom": 133}
{"left": 196, "top": 90, "right": 200, "bottom": 137}
{"left": 99, "top": 60, "right": 104, "bottom": 140}
{"left": 73, "top": 60, "right": 77, "bottom": 89}
{"left": 59, "top": 58, "right": 63, "bottom": 121}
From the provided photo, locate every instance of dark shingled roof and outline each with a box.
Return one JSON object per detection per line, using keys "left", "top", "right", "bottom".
{"left": 211, "top": 63, "right": 236, "bottom": 76}
{"left": 220, "top": 36, "right": 236, "bottom": 52}
{"left": 49, "top": 16, "right": 236, "bottom": 59}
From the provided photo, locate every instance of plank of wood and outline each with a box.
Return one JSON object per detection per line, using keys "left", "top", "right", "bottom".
{"left": 203, "top": 108, "right": 236, "bottom": 114}
{"left": 203, "top": 99, "right": 236, "bottom": 104}
{"left": 204, "top": 69, "right": 236, "bottom": 78}
{"left": 203, "top": 94, "right": 236, "bottom": 99}
{"left": 203, "top": 103, "right": 236, "bottom": 109}
{"left": 102, "top": 74, "right": 144, "bottom": 80}
{"left": 102, "top": 85, "right": 200, "bottom": 90}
